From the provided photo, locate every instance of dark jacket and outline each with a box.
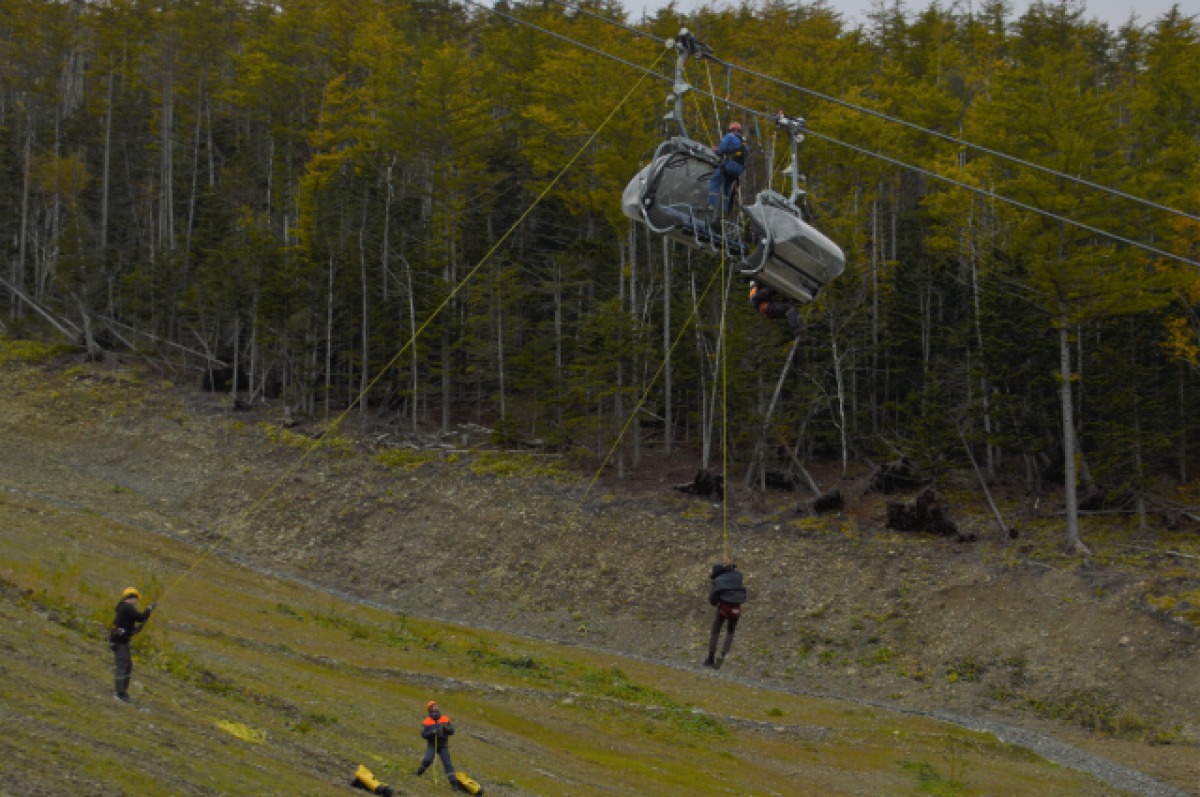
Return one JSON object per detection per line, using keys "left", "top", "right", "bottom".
{"left": 421, "top": 715, "right": 454, "bottom": 745}
{"left": 709, "top": 564, "right": 747, "bottom": 606}
{"left": 110, "top": 600, "right": 152, "bottom": 644}
{"left": 750, "top": 283, "right": 784, "bottom": 310}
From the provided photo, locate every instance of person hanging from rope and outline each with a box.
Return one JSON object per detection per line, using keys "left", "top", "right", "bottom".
{"left": 749, "top": 279, "right": 807, "bottom": 339}
{"left": 708, "top": 121, "right": 747, "bottom": 220}
{"left": 416, "top": 701, "right": 465, "bottom": 790}
{"left": 704, "top": 560, "right": 746, "bottom": 670}
{"left": 109, "top": 587, "right": 154, "bottom": 703}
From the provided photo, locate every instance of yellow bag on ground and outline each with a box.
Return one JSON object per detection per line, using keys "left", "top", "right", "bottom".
{"left": 455, "top": 772, "right": 484, "bottom": 794}
{"left": 350, "top": 765, "right": 394, "bottom": 796}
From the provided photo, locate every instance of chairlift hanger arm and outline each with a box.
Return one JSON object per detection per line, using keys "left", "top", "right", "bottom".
{"left": 468, "top": 0, "right": 1200, "bottom": 270}
{"left": 536, "top": 0, "right": 1199, "bottom": 223}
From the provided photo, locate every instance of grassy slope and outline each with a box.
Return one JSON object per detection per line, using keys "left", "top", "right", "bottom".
{"left": 0, "top": 486, "right": 1114, "bottom": 796}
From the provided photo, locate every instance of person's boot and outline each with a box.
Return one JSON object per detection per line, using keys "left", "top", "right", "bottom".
{"left": 716, "top": 632, "right": 735, "bottom": 669}
{"left": 787, "top": 308, "right": 808, "bottom": 341}
{"left": 414, "top": 766, "right": 426, "bottom": 777}
{"left": 702, "top": 656, "right": 716, "bottom": 668}
{"left": 114, "top": 693, "right": 131, "bottom": 703}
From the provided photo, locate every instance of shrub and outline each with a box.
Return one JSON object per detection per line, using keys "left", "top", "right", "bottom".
{"left": 375, "top": 448, "right": 436, "bottom": 471}
{"left": 469, "top": 451, "right": 573, "bottom": 481}
{"left": 0, "top": 337, "right": 70, "bottom": 365}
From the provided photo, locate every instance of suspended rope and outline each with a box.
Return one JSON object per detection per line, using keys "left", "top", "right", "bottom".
{"left": 718, "top": 209, "right": 731, "bottom": 561}
{"left": 157, "top": 46, "right": 670, "bottom": 604}
{"left": 688, "top": 60, "right": 716, "bottom": 146}
{"left": 703, "top": 61, "right": 723, "bottom": 135}
{"left": 504, "top": 255, "right": 727, "bottom": 616}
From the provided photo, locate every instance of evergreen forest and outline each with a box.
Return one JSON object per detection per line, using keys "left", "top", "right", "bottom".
{"left": 3, "top": 0, "right": 1200, "bottom": 553}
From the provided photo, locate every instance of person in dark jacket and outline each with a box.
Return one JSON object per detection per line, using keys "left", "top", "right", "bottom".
{"left": 110, "top": 587, "right": 154, "bottom": 703}
{"left": 708, "top": 121, "right": 748, "bottom": 217}
{"left": 704, "top": 562, "right": 746, "bottom": 670}
{"left": 416, "top": 701, "right": 461, "bottom": 789}
{"left": 750, "top": 280, "right": 806, "bottom": 339}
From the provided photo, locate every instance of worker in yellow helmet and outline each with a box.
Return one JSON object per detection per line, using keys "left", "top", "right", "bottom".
{"left": 109, "top": 587, "right": 154, "bottom": 703}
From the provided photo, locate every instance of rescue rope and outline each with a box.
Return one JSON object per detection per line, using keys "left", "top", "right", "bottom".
{"left": 157, "top": 48, "right": 670, "bottom": 604}
{"left": 703, "top": 61, "right": 723, "bottom": 136}
{"left": 718, "top": 205, "right": 730, "bottom": 562}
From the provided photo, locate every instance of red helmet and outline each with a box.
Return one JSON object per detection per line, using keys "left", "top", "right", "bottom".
{"left": 728, "top": 121, "right": 743, "bottom": 133}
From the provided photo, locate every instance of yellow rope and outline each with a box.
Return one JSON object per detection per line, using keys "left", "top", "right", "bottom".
{"left": 718, "top": 207, "right": 730, "bottom": 562}
{"left": 158, "top": 48, "right": 669, "bottom": 603}
{"left": 703, "top": 61, "right": 723, "bottom": 137}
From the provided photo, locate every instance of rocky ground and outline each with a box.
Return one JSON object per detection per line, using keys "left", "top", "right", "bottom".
{"left": 1, "top": 344, "right": 1197, "bottom": 795}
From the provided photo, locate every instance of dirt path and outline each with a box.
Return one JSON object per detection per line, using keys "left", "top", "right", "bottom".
{"left": 2, "top": 480, "right": 1192, "bottom": 797}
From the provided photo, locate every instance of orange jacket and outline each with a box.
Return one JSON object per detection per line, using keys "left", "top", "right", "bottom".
{"left": 421, "top": 715, "right": 454, "bottom": 743}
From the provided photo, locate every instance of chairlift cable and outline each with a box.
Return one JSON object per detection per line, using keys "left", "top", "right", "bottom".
{"left": 468, "top": 1, "right": 1200, "bottom": 271}
{"left": 536, "top": 0, "right": 1200, "bottom": 223}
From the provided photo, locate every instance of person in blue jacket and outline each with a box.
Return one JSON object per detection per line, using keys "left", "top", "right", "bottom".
{"left": 704, "top": 561, "right": 747, "bottom": 670}
{"left": 708, "top": 122, "right": 748, "bottom": 219}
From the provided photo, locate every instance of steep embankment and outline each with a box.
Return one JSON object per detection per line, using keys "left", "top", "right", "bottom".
{"left": 0, "top": 352, "right": 1197, "bottom": 795}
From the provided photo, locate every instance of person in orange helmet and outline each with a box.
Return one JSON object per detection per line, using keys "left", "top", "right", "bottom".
{"left": 749, "top": 280, "right": 806, "bottom": 339}
{"left": 708, "top": 121, "right": 748, "bottom": 219}
{"left": 415, "top": 701, "right": 464, "bottom": 790}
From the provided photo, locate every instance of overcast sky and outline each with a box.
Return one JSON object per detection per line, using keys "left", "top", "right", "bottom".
{"left": 632, "top": 0, "right": 1191, "bottom": 30}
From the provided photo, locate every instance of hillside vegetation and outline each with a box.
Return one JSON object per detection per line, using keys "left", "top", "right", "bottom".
{"left": 4, "top": 0, "right": 1200, "bottom": 558}
{"left": 1, "top": 347, "right": 1198, "bottom": 795}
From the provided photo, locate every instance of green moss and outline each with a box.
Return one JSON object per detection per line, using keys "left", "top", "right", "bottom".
{"left": 0, "top": 337, "right": 71, "bottom": 365}
{"left": 375, "top": 448, "right": 437, "bottom": 471}
{"left": 469, "top": 451, "right": 574, "bottom": 482}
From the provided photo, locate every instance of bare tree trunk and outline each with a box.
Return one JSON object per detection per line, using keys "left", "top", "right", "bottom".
{"left": 248, "top": 290, "right": 258, "bottom": 402}
{"left": 403, "top": 254, "right": 418, "bottom": 434}
{"left": 662, "top": 236, "right": 672, "bottom": 456}
{"left": 554, "top": 258, "right": 563, "bottom": 431}
{"left": 161, "top": 65, "right": 175, "bottom": 248}
{"left": 100, "top": 65, "right": 114, "bottom": 253}
{"left": 359, "top": 197, "right": 370, "bottom": 428}
{"left": 966, "top": 204, "right": 996, "bottom": 479}
{"left": 497, "top": 287, "right": 506, "bottom": 421}
{"left": 325, "top": 257, "right": 334, "bottom": 421}
{"left": 15, "top": 108, "right": 33, "bottom": 317}
{"left": 1059, "top": 320, "right": 1088, "bottom": 553}
{"left": 959, "top": 425, "right": 1008, "bottom": 537}
{"left": 230, "top": 315, "right": 240, "bottom": 401}
{"left": 871, "top": 196, "right": 879, "bottom": 436}
{"left": 617, "top": 239, "right": 626, "bottom": 479}
{"left": 0, "top": 276, "right": 73, "bottom": 340}
{"left": 831, "top": 313, "right": 849, "bottom": 479}
{"left": 744, "top": 339, "right": 800, "bottom": 488}
{"left": 185, "top": 79, "right": 203, "bottom": 260}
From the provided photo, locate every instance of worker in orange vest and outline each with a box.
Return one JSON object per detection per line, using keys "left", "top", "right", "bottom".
{"left": 750, "top": 281, "right": 806, "bottom": 339}
{"left": 416, "top": 701, "right": 463, "bottom": 790}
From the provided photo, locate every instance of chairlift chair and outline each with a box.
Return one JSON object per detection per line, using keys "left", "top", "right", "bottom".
{"left": 621, "top": 31, "right": 747, "bottom": 255}
{"left": 737, "top": 113, "right": 845, "bottom": 304}
{"left": 621, "top": 35, "right": 845, "bottom": 304}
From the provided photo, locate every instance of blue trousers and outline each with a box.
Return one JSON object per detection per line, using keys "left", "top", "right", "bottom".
{"left": 708, "top": 161, "right": 744, "bottom": 212}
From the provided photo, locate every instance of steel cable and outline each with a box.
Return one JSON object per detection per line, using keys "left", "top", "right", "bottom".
{"left": 535, "top": 0, "right": 1200, "bottom": 223}
{"left": 470, "top": 0, "right": 1200, "bottom": 270}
